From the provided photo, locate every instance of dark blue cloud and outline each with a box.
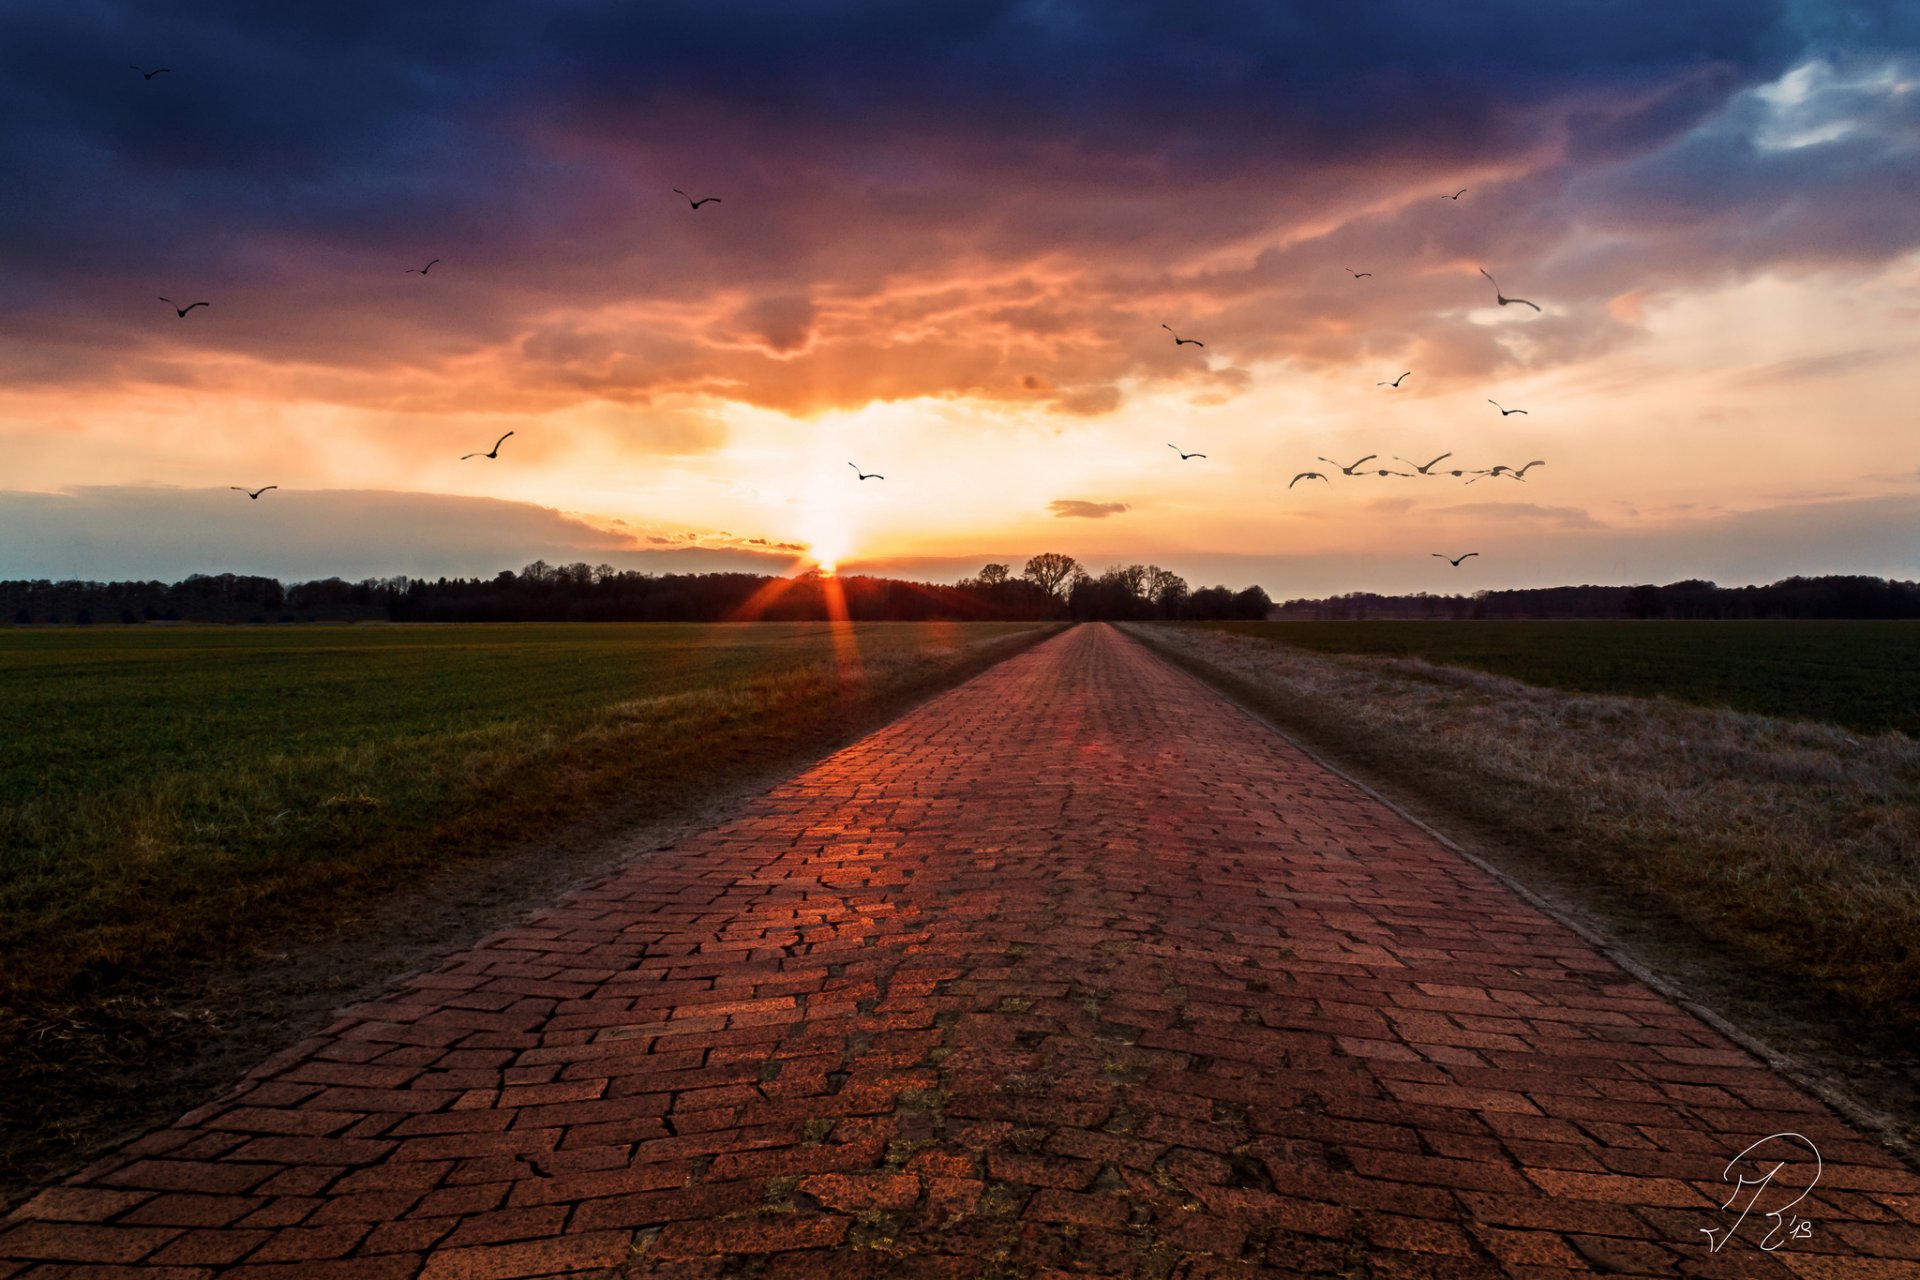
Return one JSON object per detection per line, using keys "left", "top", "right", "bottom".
{"left": 0, "top": 0, "right": 1912, "bottom": 402}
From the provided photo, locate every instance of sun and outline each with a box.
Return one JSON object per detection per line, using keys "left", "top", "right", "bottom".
{"left": 799, "top": 517, "right": 852, "bottom": 577}
{"left": 808, "top": 539, "right": 845, "bottom": 575}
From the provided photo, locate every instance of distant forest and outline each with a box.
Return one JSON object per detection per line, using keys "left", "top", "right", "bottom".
{"left": 1272, "top": 576, "right": 1920, "bottom": 620}
{"left": 5, "top": 565, "right": 1914, "bottom": 626}
{"left": 0, "top": 554, "right": 1270, "bottom": 625}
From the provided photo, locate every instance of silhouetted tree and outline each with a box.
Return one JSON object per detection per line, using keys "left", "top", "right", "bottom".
{"left": 1144, "top": 566, "right": 1186, "bottom": 616}
{"left": 1624, "top": 584, "right": 1666, "bottom": 619}
{"left": 1023, "top": 552, "right": 1082, "bottom": 602}
{"left": 1232, "top": 585, "right": 1272, "bottom": 618}
{"left": 1186, "top": 586, "right": 1234, "bottom": 620}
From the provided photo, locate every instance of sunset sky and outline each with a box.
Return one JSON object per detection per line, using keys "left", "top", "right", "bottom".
{"left": 3, "top": 1, "right": 1918, "bottom": 598}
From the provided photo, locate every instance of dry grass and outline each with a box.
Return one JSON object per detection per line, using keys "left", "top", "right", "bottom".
{"left": 1130, "top": 623, "right": 1920, "bottom": 1034}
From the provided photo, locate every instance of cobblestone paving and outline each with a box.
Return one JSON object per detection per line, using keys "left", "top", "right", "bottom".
{"left": 5, "top": 623, "right": 1917, "bottom": 1278}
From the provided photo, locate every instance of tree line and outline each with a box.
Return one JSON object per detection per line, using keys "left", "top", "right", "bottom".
{"left": 1271, "top": 576, "right": 1920, "bottom": 620}
{"left": 0, "top": 554, "right": 1271, "bottom": 625}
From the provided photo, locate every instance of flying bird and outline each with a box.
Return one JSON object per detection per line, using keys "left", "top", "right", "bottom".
{"left": 1441, "top": 188, "right": 1467, "bottom": 200}
{"left": 1396, "top": 453, "right": 1453, "bottom": 475}
{"left": 1479, "top": 269, "right": 1542, "bottom": 312}
{"left": 672, "top": 188, "right": 721, "bottom": 209}
{"left": 406, "top": 259, "right": 440, "bottom": 274}
{"left": 461, "top": 431, "right": 514, "bottom": 460}
{"left": 1345, "top": 268, "right": 1373, "bottom": 279}
{"left": 1168, "top": 444, "right": 1206, "bottom": 460}
{"left": 1160, "top": 325, "right": 1204, "bottom": 347}
{"left": 1471, "top": 461, "right": 1547, "bottom": 482}
{"left": 1488, "top": 399, "right": 1529, "bottom": 416}
{"left": 159, "top": 297, "right": 207, "bottom": 317}
{"left": 1318, "top": 454, "right": 1377, "bottom": 476}
{"left": 1378, "top": 372, "right": 1411, "bottom": 388}
{"left": 849, "top": 462, "right": 883, "bottom": 480}
{"left": 1289, "top": 472, "right": 1328, "bottom": 488}
{"left": 1434, "top": 552, "right": 1480, "bottom": 566}
{"left": 1371, "top": 467, "right": 1415, "bottom": 477}
{"left": 230, "top": 486, "right": 277, "bottom": 500}
{"left": 130, "top": 65, "right": 171, "bottom": 79}
{"left": 1466, "top": 464, "right": 1530, "bottom": 484}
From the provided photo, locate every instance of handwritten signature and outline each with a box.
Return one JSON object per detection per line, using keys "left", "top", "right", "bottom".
{"left": 1701, "top": 1132, "right": 1821, "bottom": 1253}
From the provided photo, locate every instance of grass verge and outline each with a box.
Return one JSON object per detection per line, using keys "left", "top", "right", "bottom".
{"left": 1127, "top": 622, "right": 1920, "bottom": 1044}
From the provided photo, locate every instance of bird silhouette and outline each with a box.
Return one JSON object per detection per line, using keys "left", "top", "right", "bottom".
{"left": 230, "top": 486, "right": 277, "bottom": 500}
{"left": 1479, "top": 269, "right": 1541, "bottom": 312}
{"left": 1345, "top": 268, "right": 1373, "bottom": 279}
{"left": 130, "top": 65, "right": 171, "bottom": 80}
{"left": 673, "top": 188, "right": 721, "bottom": 209}
{"left": 1434, "top": 552, "right": 1480, "bottom": 566}
{"left": 849, "top": 462, "right": 883, "bottom": 480}
{"left": 1441, "top": 188, "right": 1467, "bottom": 200}
{"left": 1466, "top": 464, "right": 1529, "bottom": 485}
{"left": 1370, "top": 468, "right": 1415, "bottom": 477}
{"left": 1470, "top": 461, "right": 1547, "bottom": 483}
{"left": 1488, "top": 399, "right": 1528, "bottom": 416}
{"left": 1396, "top": 453, "right": 1453, "bottom": 475}
{"left": 159, "top": 297, "right": 207, "bottom": 317}
{"left": 1160, "top": 325, "right": 1204, "bottom": 348}
{"left": 1168, "top": 444, "right": 1206, "bottom": 460}
{"left": 1318, "top": 455, "right": 1377, "bottom": 476}
{"left": 1289, "top": 472, "right": 1328, "bottom": 488}
{"left": 406, "top": 259, "right": 440, "bottom": 274}
{"left": 1378, "top": 372, "right": 1411, "bottom": 388}
{"left": 461, "top": 431, "right": 513, "bottom": 460}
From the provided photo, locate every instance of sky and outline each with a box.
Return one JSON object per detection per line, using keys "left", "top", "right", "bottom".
{"left": 2, "top": 1, "right": 1918, "bottom": 598}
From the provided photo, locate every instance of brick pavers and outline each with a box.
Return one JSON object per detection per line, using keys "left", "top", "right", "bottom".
{"left": 6, "top": 622, "right": 1916, "bottom": 1278}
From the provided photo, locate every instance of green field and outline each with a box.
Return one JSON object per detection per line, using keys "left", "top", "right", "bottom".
{"left": 1198, "top": 620, "right": 1920, "bottom": 736}
{"left": 0, "top": 621, "right": 1050, "bottom": 1008}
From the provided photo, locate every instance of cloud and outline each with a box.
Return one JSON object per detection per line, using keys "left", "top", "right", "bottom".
{"left": 0, "top": 487, "right": 797, "bottom": 582}
{"left": 3, "top": 0, "right": 1910, "bottom": 420}
{"left": 1431, "top": 501, "right": 1605, "bottom": 528}
{"left": 1051, "top": 385, "right": 1124, "bottom": 416}
{"left": 1049, "top": 499, "right": 1130, "bottom": 519}
{"left": 728, "top": 294, "right": 817, "bottom": 355}
{"left": 1737, "top": 347, "right": 1894, "bottom": 385}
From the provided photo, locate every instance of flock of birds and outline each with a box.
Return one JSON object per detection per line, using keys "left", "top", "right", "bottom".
{"left": 1155, "top": 235, "right": 1551, "bottom": 568}
{"left": 132, "top": 56, "right": 1542, "bottom": 576}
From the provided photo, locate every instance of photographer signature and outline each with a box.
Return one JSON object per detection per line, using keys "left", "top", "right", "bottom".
{"left": 1701, "top": 1132, "right": 1821, "bottom": 1253}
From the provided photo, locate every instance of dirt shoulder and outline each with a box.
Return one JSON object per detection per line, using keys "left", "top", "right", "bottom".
{"left": 0, "top": 624, "right": 1065, "bottom": 1212}
{"left": 1127, "top": 622, "right": 1920, "bottom": 1168}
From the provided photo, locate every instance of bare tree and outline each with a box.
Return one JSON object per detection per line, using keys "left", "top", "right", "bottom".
{"left": 978, "top": 563, "right": 1011, "bottom": 588}
{"left": 1023, "top": 552, "right": 1082, "bottom": 602}
{"left": 1145, "top": 565, "right": 1187, "bottom": 615}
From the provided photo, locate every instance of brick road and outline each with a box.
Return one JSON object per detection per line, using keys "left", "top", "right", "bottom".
{"left": 5, "top": 622, "right": 1916, "bottom": 1279}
